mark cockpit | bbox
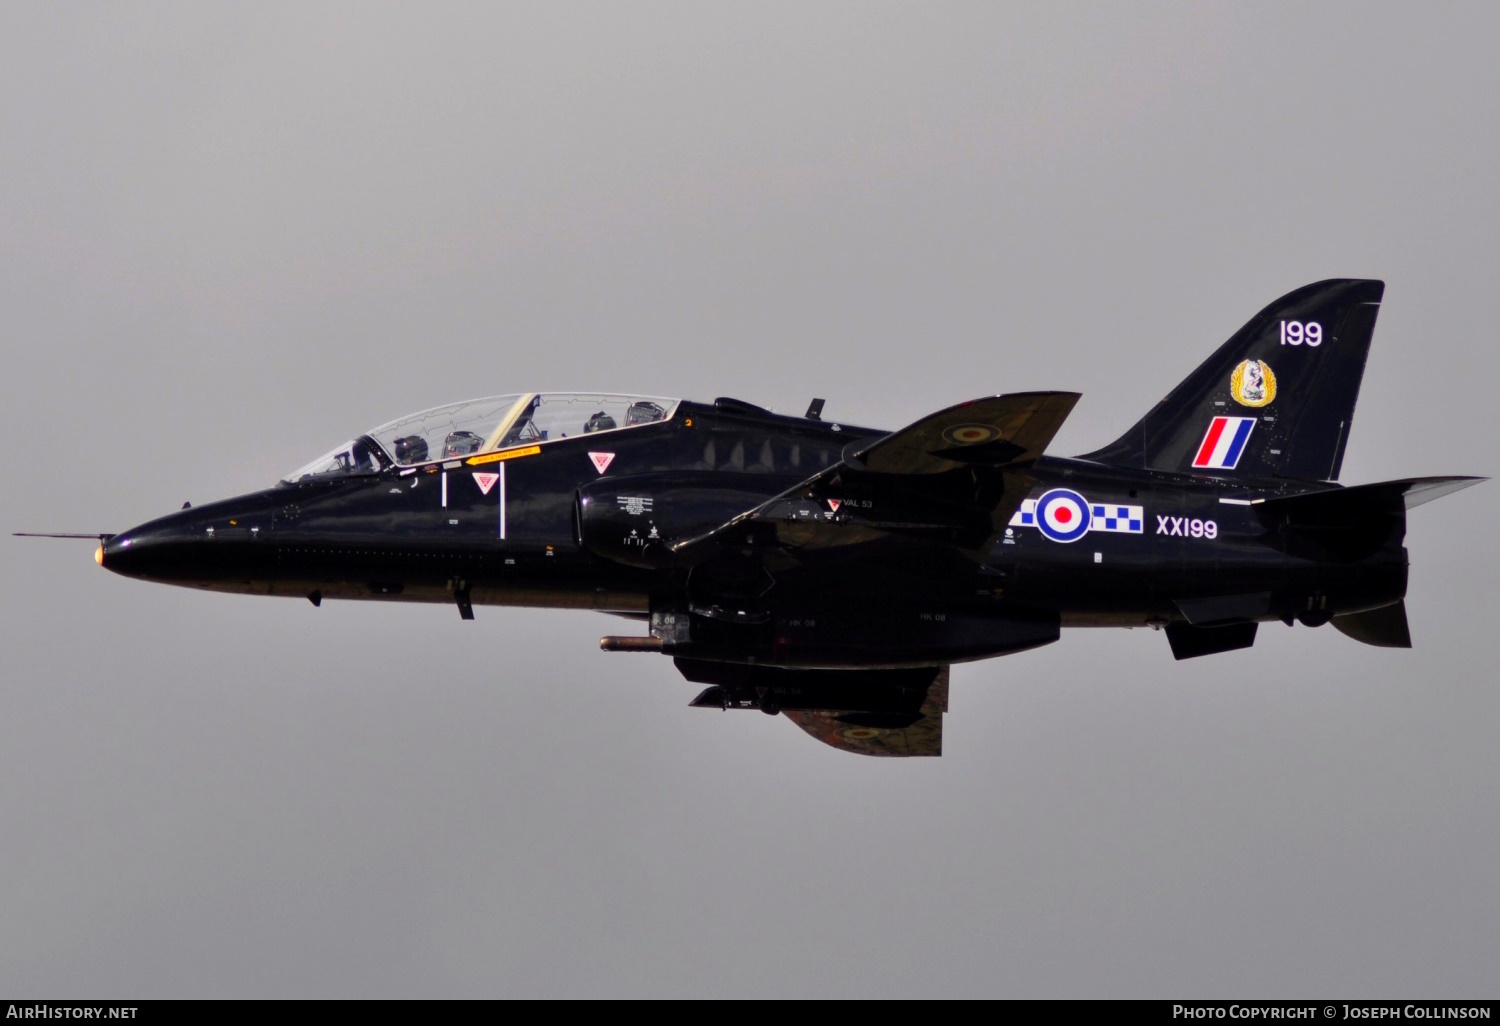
[283,392,679,482]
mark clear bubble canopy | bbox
[282,393,679,482]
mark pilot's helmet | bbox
[392,435,429,464]
[584,412,617,433]
[444,430,483,456]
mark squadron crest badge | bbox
[1230,359,1277,407]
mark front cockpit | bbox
[282,392,679,483]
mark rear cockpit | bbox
[283,392,679,482]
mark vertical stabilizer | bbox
[1082,279,1384,481]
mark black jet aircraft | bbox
[21,279,1484,756]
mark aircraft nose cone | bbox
[99,532,145,575]
[100,498,278,581]
[99,522,192,578]
[98,490,283,581]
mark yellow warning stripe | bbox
[466,445,541,466]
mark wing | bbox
[681,660,950,758]
[852,391,1079,474]
[781,669,949,757]
[671,391,1080,567]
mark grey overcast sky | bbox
[2,2,1496,998]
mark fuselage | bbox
[68,278,1481,753]
[99,396,1409,669]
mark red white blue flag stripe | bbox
[1192,416,1255,470]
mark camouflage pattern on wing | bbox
[853,392,1080,474]
[782,668,949,758]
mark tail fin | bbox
[1082,279,1385,481]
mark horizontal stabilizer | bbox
[1165,621,1258,660]
[1332,600,1412,648]
[1251,476,1484,562]
[1252,476,1484,516]
[1394,476,1487,509]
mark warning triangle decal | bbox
[827,499,841,512]
[472,472,499,496]
[588,452,615,474]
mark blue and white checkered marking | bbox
[1090,504,1143,533]
[1009,496,1144,540]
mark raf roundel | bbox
[1034,488,1092,543]
[941,423,1001,445]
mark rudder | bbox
[1082,279,1385,481]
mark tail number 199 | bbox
[1280,320,1322,346]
